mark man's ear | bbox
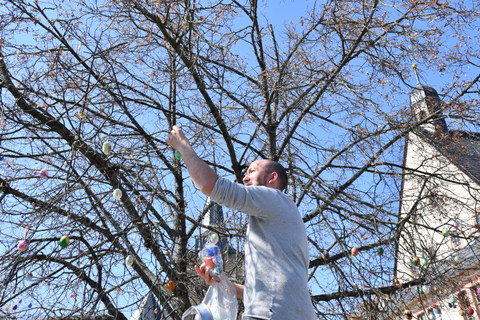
[268,171,279,186]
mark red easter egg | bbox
[166,280,175,292]
[351,247,359,256]
[203,256,215,268]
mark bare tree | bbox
[0,0,479,319]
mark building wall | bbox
[394,132,480,319]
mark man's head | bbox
[242,159,288,191]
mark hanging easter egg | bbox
[442,229,450,237]
[449,296,456,304]
[351,247,359,256]
[17,239,29,252]
[453,256,462,264]
[208,233,219,244]
[420,258,429,266]
[102,141,112,154]
[376,247,384,255]
[404,310,413,320]
[12,305,17,310]
[174,150,182,160]
[125,255,134,266]
[467,307,474,315]
[59,235,70,248]
[112,189,122,200]
[418,287,425,294]
[321,250,330,260]
[0,155,4,161]
[477,288,480,295]
[459,310,465,316]
[39,168,48,178]
[28,302,32,308]
[411,257,420,266]
[166,280,175,292]
[453,221,460,228]
[25,272,33,281]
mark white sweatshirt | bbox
[211,178,317,320]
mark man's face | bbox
[243,160,271,187]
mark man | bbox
[167,126,316,320]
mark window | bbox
[473,285,480,303]
[451,231,461,247]
[458,290,475,320]
[476,213,480,230]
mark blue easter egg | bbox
[207,246,220,257]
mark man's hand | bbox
[165,125,218,196]
[166,125,192,153]
[194,264,220,286]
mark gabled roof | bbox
[415,128,480,186]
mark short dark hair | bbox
[263,160,288,191]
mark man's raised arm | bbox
[166,126,218,196]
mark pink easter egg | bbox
[17,239,29,251]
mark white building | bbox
[390,83,480,319]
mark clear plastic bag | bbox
[182,273,238,320]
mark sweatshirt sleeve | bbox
[210,177,296,220]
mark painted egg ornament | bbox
[125,255,135,266]
[453,221,460,228]
[59,235,70,248]
[418,287,424,294]
[420,258,429,266]
[411,257,420,266]
[203,256,215,268]
[39,168,49,178]
[212,266,222,276]
[28,302,32,308]
[166,280,175,292]
[208,233,219,244]
[26,272,33,281]
[376,247,384,255]
[351,247,359,256]
[477,288,480,295]
[321,250,330,260]
[174,150,182,160]
[442,229,450,237]
[12,305,17,311]
[102,141,112,154]
[214,255,223,266]
[206,245,220,257]
[453,256,462,264]
[112,189,122,200]
[404,310,413,319]
[467,307,474,315]
[17,239,29,252]
[459,310,465,316]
